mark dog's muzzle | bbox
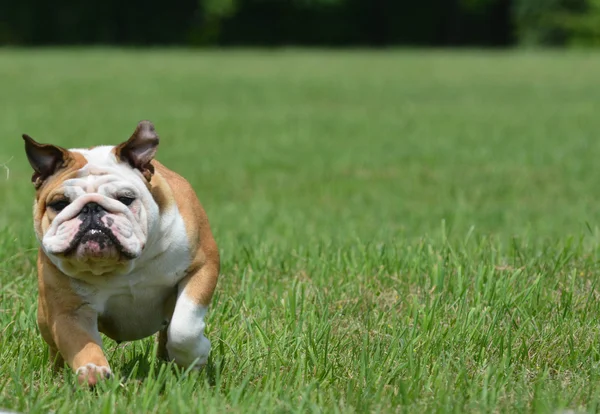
[64,202,134,259]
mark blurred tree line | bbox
[0,0,599,47]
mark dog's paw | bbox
[166,335,211,370]
[75,363,112,387]
[167,296,211,370]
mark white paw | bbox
[167,334,211,369]
[75,363,112,386]
[167,294,212,369]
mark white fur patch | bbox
[167,293,211,368]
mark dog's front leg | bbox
[47,305,111,386]
[165,255,219,369]
[52,307,111,386]
[38,255,111,386]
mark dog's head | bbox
[24,121,160,277]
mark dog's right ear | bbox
[22,134,70,189]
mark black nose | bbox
[81,202,104,215]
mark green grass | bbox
[2,49,600,413]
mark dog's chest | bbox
[96,282,176,341]
[75,251,191,342]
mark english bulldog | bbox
[23,121,219,386]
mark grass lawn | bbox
[2,49,600,413]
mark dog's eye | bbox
[48,199,70,212]
[118,196,135,206]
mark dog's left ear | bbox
[115,120,159,181]
[22,134,71,189]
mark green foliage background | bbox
[4,0,600,47]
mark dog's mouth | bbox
[63,224,136,260]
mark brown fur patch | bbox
[152,161,204,246]
[35,151,87,200]
[152,160,220,306]
[149,161,175,213]
[33,151,88,236]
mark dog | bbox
[23,121,219,386]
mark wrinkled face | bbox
[25,120,160,277]
[35,147,157,276]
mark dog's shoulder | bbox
[149,160,211,252]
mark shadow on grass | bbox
[117,344,220,389]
